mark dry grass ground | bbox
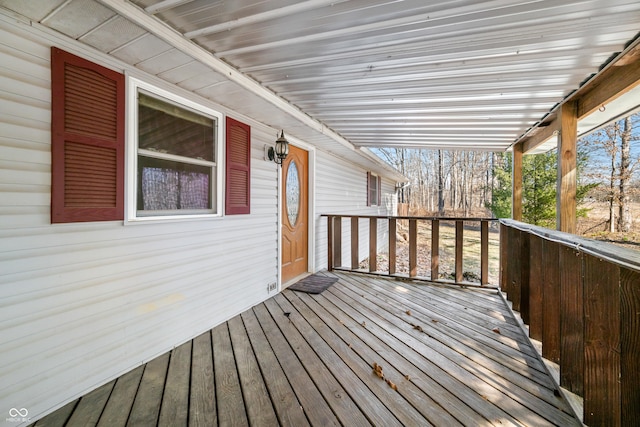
[577,201,640,250]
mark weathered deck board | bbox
[211,323,248,427]
[189,331,216,426]
[30,271,580,427]
[158,340,191,427]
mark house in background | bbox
[0,1,639,425]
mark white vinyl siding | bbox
[0,11,399,424]
[314,151,396,270]
[0,16,278,422]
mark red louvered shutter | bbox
[225,117,251,215]
[51,47,124,223]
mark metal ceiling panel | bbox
[135,0,640,151]
[2,0,638,154]
[43,0,116,39]
[80,15,147,53]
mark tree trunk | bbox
[438,150,444,214]
[609,151,616,233]
[617,117,632,232]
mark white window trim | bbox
[125,77,224,223]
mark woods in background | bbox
[375,112,639,233]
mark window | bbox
[367,172,381,206]
[128,79,223,220]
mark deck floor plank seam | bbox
[28,272,582,427]
[126,352,169,426]
[273,292,424,426]
[158,340,191,427]
[262,296,379,427]
[227,314,280,426]
[316,280,517,425]
[240,309,309,427]
[286,289,468,426]
[341,272,555,387]
[189,331,216,426]
[327,273,579,426]
[325,276,567,426]
[251,304,340,426]
[334,271,535,362]
[211,323,249,427]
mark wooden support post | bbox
[369,217,377,272]
[557,101,577,233]
[480,220,489,286]
[455,220,463,283]
[431,220,439,281]
[351,217,359,269]
[409,219,417,277]
[512,142,523,221]
[327,216,334,271]
[388,218,397,275]
[333,217,342,269]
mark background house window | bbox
[367,172,382,206]
[134,88,220,217]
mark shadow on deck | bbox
[31,271,579,426]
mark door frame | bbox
[277,140,315,290]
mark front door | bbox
[281,145,308,284]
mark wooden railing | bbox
[500,219,640,426]
[323,215,499,287]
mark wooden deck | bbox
[31,271,580,426]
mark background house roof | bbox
[2,0,640,159]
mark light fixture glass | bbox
[268,130,289,165]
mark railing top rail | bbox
[501,218,640,273]
[321,214,499,222]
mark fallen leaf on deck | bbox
[372,362,384,379]
[492,328,501,334]
[405,310,412,316]
[412,324,423,332]
[386,379,398,391]
[404,374,411,380]
[431,319,438,323]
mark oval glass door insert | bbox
[286,161,300,226]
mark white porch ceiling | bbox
[2,0,640,154]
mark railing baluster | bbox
[369,217,377,272]
[481,220,489,286]
[333,216,342,268]
[327,215,334,271]
[388,218,396,275]
[409,219,417,277]
[455,220,463,283]
[431,219,439,281]
[323,214,499,288]
[351,217,359,270]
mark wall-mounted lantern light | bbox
[268,130,290,165]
